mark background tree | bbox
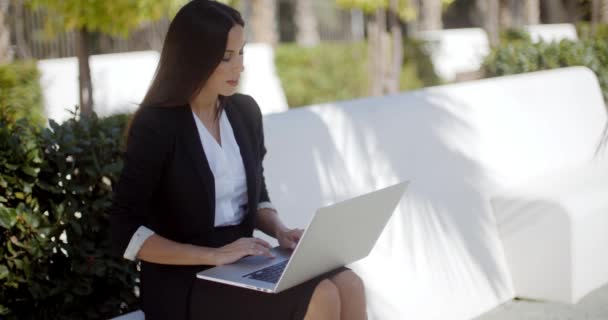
[248,0,278,45]
[417,0,444,30]
[542,0,569,23]
[0,0,11,64]
[477,0,500,46]
[500,0,540,28]
[337,0,453,95]
[336,0,415,96]
[26,0,185,117]
[295,0,320,47]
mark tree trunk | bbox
[478,0,500,47]
[564,0,579,23]
[499,0,512,29]
[250,0,277,45]
[76,28,94,117]
[417,0,443,31]
[386,0,403,94]
[367,8,386,96]
[295,0,319,47]
[592,0,601,36]
[0,0,12,64]
[524,0,540,25]
[543,0,567,23]
[507,0,540,27]
[601,0,608,23]
[13,0,31,59]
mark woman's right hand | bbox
[213,237,274,265]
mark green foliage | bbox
[335,0,417,20]
[483,38,608,102]
[576,22,608,40]
[275,41,440,108]
[26,0,187,37]
[0,117,49,318]
[402,37,441,89]
[275,42,369,107]
[0,61,45,127]
[0,110,139,319]
[500,28,533,43]
[335,0,454,20]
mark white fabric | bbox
[123,225,155,261]
[191,109,248,227]
[255,67,607,319]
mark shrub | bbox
[0,61,45,127]
[576,22,608,40]
[0,110,139,319]
[482,38,608,102]
[275,40,440,108]
[0,117,49,317]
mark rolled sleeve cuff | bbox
[123,225,155,261]
[257,201,276,212]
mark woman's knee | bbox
[311,279,341,309]
[331,270,365,295]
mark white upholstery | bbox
[524,23,579,43]
[256,67,607,319]
[111,310,145,320]
[492,159,608,304]
[414,28,490,81]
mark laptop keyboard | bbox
[243,260,288,284]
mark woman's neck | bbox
[190,90,219,120]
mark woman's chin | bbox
[221,88,239,96]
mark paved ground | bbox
[475,283,608,320]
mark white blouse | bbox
[122,108,275,261]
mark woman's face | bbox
[206,25,246,97]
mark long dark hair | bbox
[126,0,244,140]
[142,0,244,108]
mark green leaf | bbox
[0,265,9,280]
[0,205,17,228]
[4,163,18,171]
[22,166,40,177]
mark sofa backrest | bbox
[257,67,607,320]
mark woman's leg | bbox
[330,270,367,320]
[303,279,341,320]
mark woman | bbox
[109,1,366,319]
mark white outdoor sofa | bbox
[113,67,607,319]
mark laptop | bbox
[196,181,408,294]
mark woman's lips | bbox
[227,80,239,87]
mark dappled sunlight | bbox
[261,87,516,319]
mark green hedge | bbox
[0,61,46,127]
[482,38,608,102]
[0,111,139,319]
[275,40,440,108]
[576,22,608,40]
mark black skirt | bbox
[141,223,348,320]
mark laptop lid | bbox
[274,181,408,293]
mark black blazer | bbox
[109,94,271,319]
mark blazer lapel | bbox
[224,99,257,214]
[180,106,216,224]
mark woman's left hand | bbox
[276,228,304,250]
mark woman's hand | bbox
[214,237,274,265]
[276,228,304,250]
